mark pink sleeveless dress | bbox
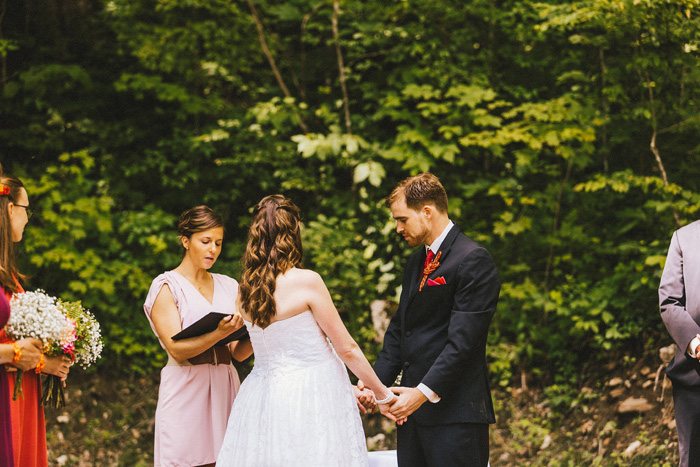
[144,271,241,467]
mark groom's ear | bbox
[421,204,434,221]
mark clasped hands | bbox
[354,380,428,425]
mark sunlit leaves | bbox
[353,161,386,187]
[292,131,368,160]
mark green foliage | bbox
[0,0,698,386]
[17,152,177,372]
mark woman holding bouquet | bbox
[0,291,44,466]
[0,166,71,466]
[144,205,252,467]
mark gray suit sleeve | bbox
[659,231,700,352]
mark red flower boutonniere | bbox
[419,252,441,292]
[426,276,446,286]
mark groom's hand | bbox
[388,386,427,420]
[353,385,376,414]
[379,399,403,424]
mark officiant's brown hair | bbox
[177,205,225,251]
[240,195,303,328]
[386,172,448,214]
[0,163,26,294]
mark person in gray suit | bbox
[659,220,700,467]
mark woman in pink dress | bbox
[144,205,253,467]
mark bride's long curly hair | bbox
[240,195,303,328]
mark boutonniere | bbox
[419,251,441,292]
[427,276,446,286]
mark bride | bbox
[216,195,399,466]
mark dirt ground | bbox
[44,352,679,466]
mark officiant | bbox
[143,205,252,467]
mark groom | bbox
[374,173,500,466]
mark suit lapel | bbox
[405,248,426,305]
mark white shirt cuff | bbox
[417,383,440,403]
[688,337,700,358]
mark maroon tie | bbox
[423,250,435,273]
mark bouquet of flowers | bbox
[4,290,75,400]
[41,300,103,408]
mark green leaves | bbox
[292,131,367,160]
[1,0,698,385]
[445,85,497,109]
[353,161,385,187]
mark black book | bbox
[172,312,249,346]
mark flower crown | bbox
[0,184,9,196]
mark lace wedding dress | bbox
[216,310,369,466]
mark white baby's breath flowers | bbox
[72,306,103,369]
[5,290,74,346]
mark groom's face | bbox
[390,197,429,248]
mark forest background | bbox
[1,0,699,465]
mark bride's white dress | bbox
[216,310,369,466]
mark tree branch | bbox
[599,46,609,174]
[246,0,309,133]
[332,0,351,134]
[644,71,681,227]
[657,116,699,135]
[299,1,327,102]
[543,156,573,290]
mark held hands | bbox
[387,386,427,421]
[355,380,408,424]
[11,338,43,371]
[378,394,405,424]
[353,385,377,414]
[354,380,377,414]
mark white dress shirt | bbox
[416,221,454,403]
[689,337,700,358]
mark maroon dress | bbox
[0,292,13,467]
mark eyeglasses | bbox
[14,204,33,220]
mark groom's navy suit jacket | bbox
[375,225,499,426]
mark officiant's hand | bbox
[388,386,427,420]
[218,313,244,335]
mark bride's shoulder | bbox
[282,268,324,288]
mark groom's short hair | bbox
[386,173,448,214]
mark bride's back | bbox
[239,267,316,326]
[239,268,337,372]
